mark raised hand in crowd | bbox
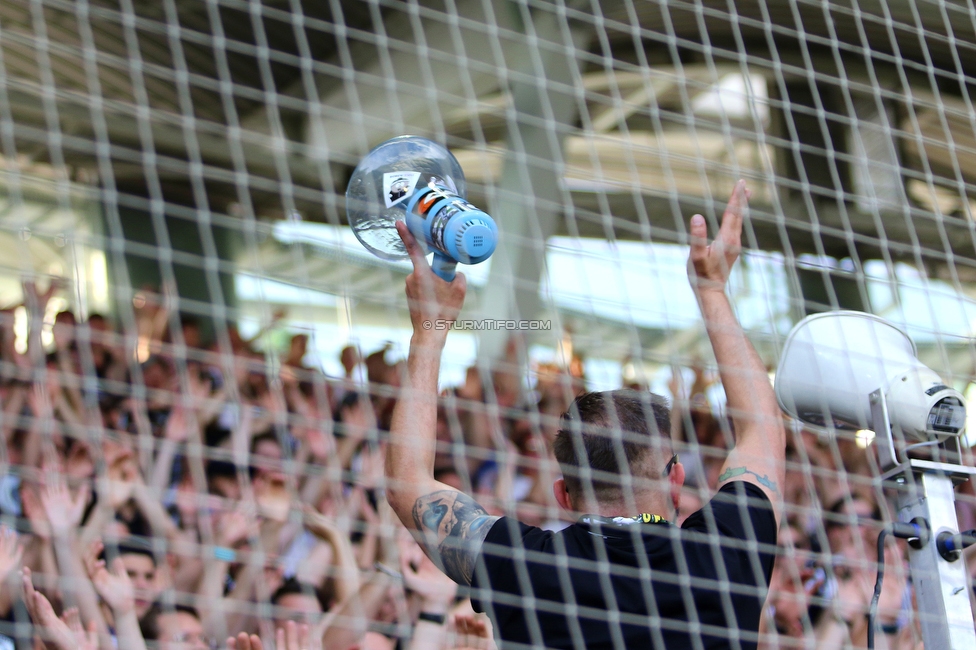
[82,442,178,549]
[40,476,90,541]
[61,607,99,650]
[293,383,340,507]
[219,505,258,550]
[452,605,497,650]
[186,362,224,426]
[358,441,386,491]
[0,525,24,618]
[26,374,55,419]
[21,485,52,541]
[0,525,23,584]
[279,620,320,650]
[0,308,27,373]
[352,487,381,570]
[22,567,97,650]
[83,540,148,650]
[162,401,193,445]
[400,539,458,618]
[814,540,908,649]
[335,394,377,470]
[101,442,138,510]
[227,632,263,650]
[227,621,316,650]
[22,382,55,468]
[149,401,196,497]
[84,540,135,614]
[303,504,361,605]
[197,503,261,639]
[38,474,109,643]
[402,544,458,650]
[20,277,62,365]
[198,505,255,595]
[302,421,334,467]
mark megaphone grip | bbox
[431,253,457,282]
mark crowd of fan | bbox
[0,279,971,649]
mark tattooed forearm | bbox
[718,466,780,496]
[412,490,499,585]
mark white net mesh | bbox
[0,1,975,649]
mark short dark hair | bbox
[108,537,157,568]
[180,315,201,329]
[250,430,281,455]
[139,602,200,640]
[206,459,239,489]
[336,391,363,418]
[271,577,332,612]
[249,430,283,477]
[553,390,672,503]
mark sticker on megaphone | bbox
[406,180,497,270]
[346,136,498,282]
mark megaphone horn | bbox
[345,136,498,282]
[774,311,965,443]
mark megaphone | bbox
[774,311,965,443]
[345,135,498,282]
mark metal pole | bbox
[897,472,976,648]
[871,389,976,648]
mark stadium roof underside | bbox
[2,0,976,369]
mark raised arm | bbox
[384,221,499,586]
[39,480,110,645]
[83,542,148,650]
[688,180,785,524]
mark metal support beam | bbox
[476,3,593,361]
[848,92,906,213]
[302,0,521,163]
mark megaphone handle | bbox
[431,253,457,282]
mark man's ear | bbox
[553,478,574,512]
[669,462,685,513]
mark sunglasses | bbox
[663,453,678,478]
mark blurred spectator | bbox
[759,520,821,645]
[0,276,943,650]
[115,541,162,619]
[284,333,310,370]
[141,603,210,650]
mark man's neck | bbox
[583,493,674,520]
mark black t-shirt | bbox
[471,481,777,650]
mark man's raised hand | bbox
[688,179,750,295]
[396,220,466,339]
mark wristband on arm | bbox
[214,546,237,562]
[418,611,446,625]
